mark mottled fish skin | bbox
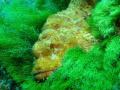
[32,0,99,81]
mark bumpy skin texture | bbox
[32,0,99,80]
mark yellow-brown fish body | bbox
[32,0,98,80]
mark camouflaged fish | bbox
[32,0,99,81]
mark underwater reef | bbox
[0,0,120,90]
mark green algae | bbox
[0,0,70,86]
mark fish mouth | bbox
[33,69,57,81]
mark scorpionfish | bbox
[32,0,99,81]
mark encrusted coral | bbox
[32,0,99,80]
